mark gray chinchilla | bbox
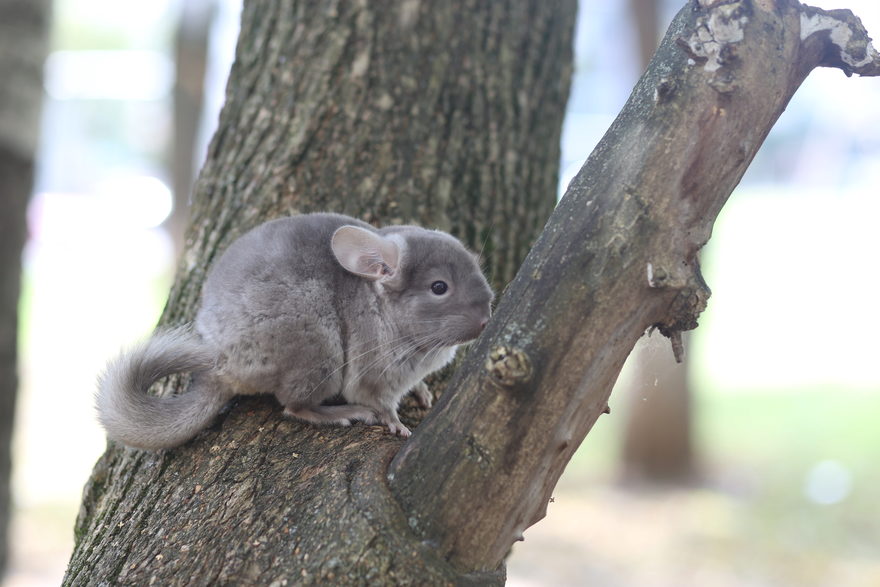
[96,213,493,450]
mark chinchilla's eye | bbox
[430,281,448,295]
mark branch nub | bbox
[485,346,532,388]
[649,256,711,363]
[799,6,880,76]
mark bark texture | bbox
[171,0,572,304]
[388,0,880,572]
[0,0,50,576]
[66,1,574,584]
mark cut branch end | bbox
[799,5,880,76]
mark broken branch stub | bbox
[389,0,879,574]
[799,4,880,76]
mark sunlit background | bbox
[5,0,880,585]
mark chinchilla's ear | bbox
[331,226,403,282]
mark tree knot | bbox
[485,346,532,388]
[648,259,711,362]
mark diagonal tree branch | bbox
[388,0,879,572]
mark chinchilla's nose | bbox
[475,301,491,333]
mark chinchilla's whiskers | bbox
[419,339,448,369]
[306,328,439,399]
[342,331,436,384]
[374,341,420,382]
[303,319,464,399]
[477,223,493,264]
[366,330,446,386]
[475,222,495,286]
[405,330,449,355]
[369,332,436,377]
[346,337,422,391]
[304,335,416,399]
[405,319,464,347]
[332,330,430,369]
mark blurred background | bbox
[3,0,879,585]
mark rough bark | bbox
[65,1,574,584]
[388,0,880,572]
[171,0,571,304]
[0,0,50,577]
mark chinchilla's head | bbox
[330,224,493,349]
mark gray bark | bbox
[0,0,50,577]
[65,0,574,584]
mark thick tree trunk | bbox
[65,1,574,584]
[0,0,50,577]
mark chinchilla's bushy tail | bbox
[96,327,227,451]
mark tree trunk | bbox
[629,0,661,70]
[66,0,880,583]
[65,1,574,584]
[0,0,50,577]
[168,0,215,258]
[620,334,695,483]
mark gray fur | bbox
[96,213,493,450]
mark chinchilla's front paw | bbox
[411,381,433,409]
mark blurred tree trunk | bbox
[621,334,695,482]
[0,0,50,577]
[167,0,215,258]
[64,0,574,584]
[621,0,697,484]
[629,0,660,69]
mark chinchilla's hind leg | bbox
[282,404,377,427]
